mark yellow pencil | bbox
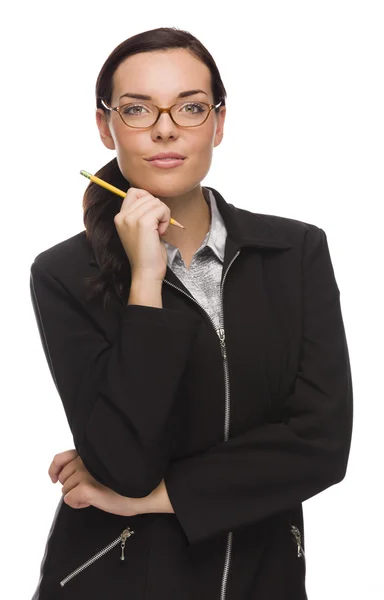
[80,170,185,229]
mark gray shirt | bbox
[163,187,228,332]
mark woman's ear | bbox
[213,105,226,149]
[95,109,116,150]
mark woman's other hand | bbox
[48,449,140,516]
[48,449,174,515]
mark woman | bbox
[29,26,353,600]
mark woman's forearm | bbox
[134,478,175,515]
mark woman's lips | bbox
[147,158,186,169]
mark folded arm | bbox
[164,226,353,545]
[30,261,201,498]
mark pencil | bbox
[80,170,185,229]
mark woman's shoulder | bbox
[229,201,325,254]
[30,230,94,276]
[240,206,323,236]
[29,230,102,312]
[209,187,324,242]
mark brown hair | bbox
[83,27,227,311]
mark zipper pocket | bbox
[290,523,306,562]
[60,526,135,587]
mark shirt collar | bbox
[163,187,227,267]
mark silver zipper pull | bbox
[290,524,301,545]
[120,527,134,561]
[218,328,227,359]
[290,524,305,559]
[120,540,125,561]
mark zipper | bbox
[164,248,241,600]
[59,526,135,587]
[290,523,306,563]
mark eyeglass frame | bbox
[99,97,223,129]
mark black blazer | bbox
[29,186,353,600]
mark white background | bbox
[1,1,383,598]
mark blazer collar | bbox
[205,186,292,251]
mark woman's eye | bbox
[181,103,204,113]
[122,104,148,115]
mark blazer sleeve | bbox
[164,226,353,545]
[29,260,201,498]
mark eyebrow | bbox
[118,89,208,101]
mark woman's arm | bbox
[138,477,175,514]
[48,448,175,514]
[30,260,201,499]
[161,227,353,545]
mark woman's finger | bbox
[61,470,82,496]
[58,458,79,486]
[48,449,78,482]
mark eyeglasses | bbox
[99,98,223,129]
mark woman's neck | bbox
[158,186,211,253]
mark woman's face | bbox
[95,48,226,198]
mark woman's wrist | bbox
[131,494,153,515]
[131,479,174,515]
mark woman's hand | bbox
[48,449,174,515]
[114,187,171,283]
[48,449,139,516]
